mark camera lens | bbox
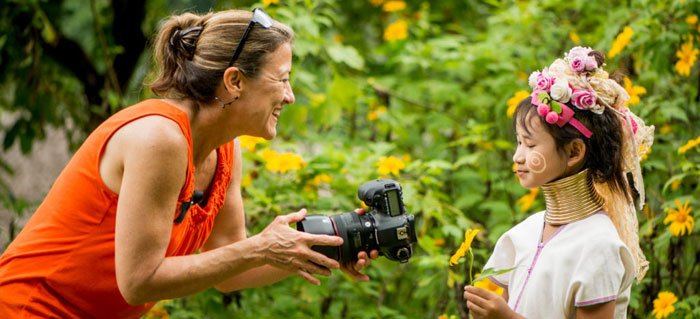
[296,215,340,261]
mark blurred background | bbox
[1,0,698,318]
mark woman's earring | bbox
[215,96,239,108]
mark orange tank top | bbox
[0,99,234,318]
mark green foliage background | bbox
[1,0,699,318]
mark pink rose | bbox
[571,90,597,110]
[570,57,585,72]
[536,73,554,91]
[584,56,598,71]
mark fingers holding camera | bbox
[255,209,342,282]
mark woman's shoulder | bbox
[496,211,545,242]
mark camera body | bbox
[297,179,417,263]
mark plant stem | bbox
[469,249,474,285]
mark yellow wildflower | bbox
[608,26,634,58]
[376,156,406,176]
[639,144,651,161]
[264,150,306,174]
[241,173,253,188]
[663,199,694,237]
[675,36,699,77]
[259,148,278,162]
[238,135,266,152]
[433,238,445,247]
[678,136,700,154]
[369,0,385,6]
[402,154,412,162]
[367,106,387,121]
[688,15,698,25]
[262,0,279,6]
[659,124,672,134]
[384,19,408,42]
[507,90,530,118]
[310,173,332,187]
[473,273,504,296]
[333,34,344,44]
[671,180,681,191]
[651,291,678,319]
[449,229,480,266]
[438,315,448,319]
[569,31,580,45]
[623,77,646,106]
[143,301,170,319]
[382,0,406,12]
[516,188,540,212]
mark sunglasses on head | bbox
[228,8,273,67]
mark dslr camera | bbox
[297,179,417,263]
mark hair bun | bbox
[169,26,203,61]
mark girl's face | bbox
[512,115,570,188]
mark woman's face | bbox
[234,42,295,139]
[512,115,570,189]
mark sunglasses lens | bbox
[253,9,273,28]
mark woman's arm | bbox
[113,121,342,305]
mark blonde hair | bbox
[149,10,294,102]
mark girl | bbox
[464,47,654,319]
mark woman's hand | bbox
[339,208,379,281]
[464,285,520,319]
[254,209,343,285]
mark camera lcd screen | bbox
[387,190,401,216]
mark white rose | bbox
[550,79,572,103]
[548,59,569,75]
[528,71,539,89]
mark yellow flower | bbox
[238,135,266,152]
[688,15,698,25]
[678,136,700,154]
[608,26,634,58]
[516,188,540,212]
[433,238,446,247]
[369,0,385,6]
[652,291,678,319]
[663,199,694,237]
[384,19,408,42]
[675,36,699,77]
[671,180,681,191]
[659,124,672,134]
[263,150,306,174]
[309,93,327,107]
[639,144,651,161]
[623,77,646,106]
[473,273,504,296]
[241,173,253,188]
[402,154,412,162]
[310,173,332,187]
[507,90,530,118]
[367,106,387,121]
[382,0,406,12]
[438,315,448,319]
[143,301,170,319]
[376,156,406,176]
[569,31,580,45]
[449,228,480,266]
[262,0,280,6]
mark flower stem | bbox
[468,249,474,285]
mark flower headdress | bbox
[527,46,655,281]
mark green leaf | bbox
[551,101,562,113]
[326,44,365,70]
[473,267,517,283]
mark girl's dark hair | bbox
[149,10,294,103]
[513,51,630,200]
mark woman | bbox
[0,8,374,318]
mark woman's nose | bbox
[283,82,295,105]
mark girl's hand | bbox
[464,285,519,319]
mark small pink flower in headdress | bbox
[570,57,585,72]
[545,111,559,124]
[535,72,555,91]
[566,46,592,60]
[584,55,598,71]
[571,90,597,110]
